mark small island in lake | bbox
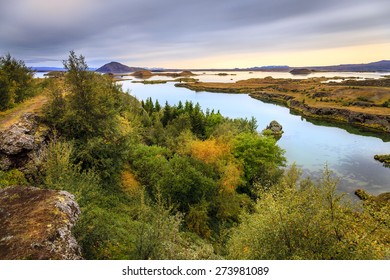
[289,68,312,75]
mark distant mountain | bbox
[307,60,390,72]
[246,60,390,73]
[96,62,145,73]
[247,65,290,71]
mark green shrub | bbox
[0,169,28,188]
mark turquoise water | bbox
[121,72,390,195]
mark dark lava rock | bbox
[264,120,284,135]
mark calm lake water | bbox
[120,71,390,195]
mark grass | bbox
[0,92,47,130]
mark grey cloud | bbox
[0,0,389,67]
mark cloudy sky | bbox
[1,0,389,68]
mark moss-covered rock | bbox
[0,186,81,259]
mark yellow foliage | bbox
[187,138,242,193]
[189,139,230,164]
[219,163,243,194]
[121,168,142,198]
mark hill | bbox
[308,60,390,72]
[96,62,145,73]
[247,60,390,72]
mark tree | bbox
[159,155,217,213]
[232,132,286,198]
[0,53,35,110]
[61,51,120,139]
[0,72,12,110]
[44,52,136,183]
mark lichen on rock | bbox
[0,186,82,260]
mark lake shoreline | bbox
[249,92,390,134]
[175,77,390,134]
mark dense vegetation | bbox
[0,54,37,111]
[1,52,389,259]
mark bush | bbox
[228,165,389,259]
[0,169,28,188]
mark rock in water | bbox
[263,120,284,139]
[0,186,82,260]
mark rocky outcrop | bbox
[0,113,48,171]
[249,92,390,133]
[355,189,390,208]
[288,100,390,133]
[251,92,294,104]
[374,154,390,168]
[263,120,283,139]
[0,186,82,259]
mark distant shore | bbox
[176,77,390,134]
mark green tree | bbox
[159,155,217,212]
[233,132,286,198]
[0,53,35,110]
[60,51,121,140]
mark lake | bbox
[120,71,390,195]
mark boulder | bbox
[263,120,284,139]
[0,113,48,171]
[0,186,82,260]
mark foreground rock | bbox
[0,186,82,259]
[0,113,48,171]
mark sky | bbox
[1,0,390,68]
